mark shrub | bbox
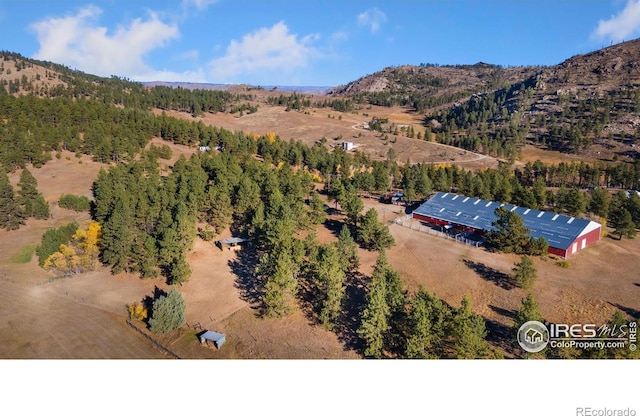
[128,302,148,321]
[36,222,79,266]
[199,226,216,241]
[42,222,102,276]
[58,194,91,212]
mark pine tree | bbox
[327,177,345,209]
[417,168,433,199]
[358,208,379,248]
[589,187,610,218]
[613,208,636,240]
[357,251,391,358]
[368,250,407,353]
[316,244,346,330]
[335,224,360,274]
[0,171,25,230]
[512,293,545,358]
[101,197,134,274]
[168,254,191,285]
[137,233,160,278]
[487,206,544,255]
[148,288,186,333]
[262,250,298,318]
[358,208,394,251]
[405,287,450,358]
[31,194,50,219]
[487,206,530,253]
[451,296,493,359]
[17,168,42,217]
[308,192,327,226]
[172,201,197,251]
[157,226,182,269]
[340,189,363,228]
[513,293,544,331]
[512,255,537,289]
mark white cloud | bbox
[593,0,640,42]
[208,21,320,83]
[133,68,207,83]
[29,6,179,78]
[357,7,387,33]
[182,0,219,10]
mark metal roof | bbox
[199,330,225,342]
[218,237,249,245]
[413,192,600,251]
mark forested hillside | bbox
[0,51,251,114]
[329,39,640,164]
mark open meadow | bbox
[157,100,498,170]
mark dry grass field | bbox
[157,103,498,170]
[387,218,640,329]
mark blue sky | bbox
[1,0,640,86]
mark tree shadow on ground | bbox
[462,259,515,290]
[297,266,369,356]
[228,248,262,312]
[296,271,322,327]
[334,271,368,355]
[608,302,640,320]
[489,304,516,320]
[484,317,518,357]
[323,218,346,239]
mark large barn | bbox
[412,192,601,258]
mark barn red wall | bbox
[548,246,567,258]
[550,224,601,258]
[582,226,601,246]
[412,213,485,233]
[412,213,449,226]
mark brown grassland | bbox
[1,102,639,359]
[157,102,498,170]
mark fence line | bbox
[126,319,181,359]
[393,217,484,248]
[0,272,128,316]
[186,322,203,331]
[61,291,126,316]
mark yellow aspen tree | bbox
[265,132,277,143]
[83,222,102,257]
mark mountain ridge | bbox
[142,81,332,94]
[3,38,640,163]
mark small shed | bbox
[216,237,249,251]
[341,141,354,151]
[198,330,226,349]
